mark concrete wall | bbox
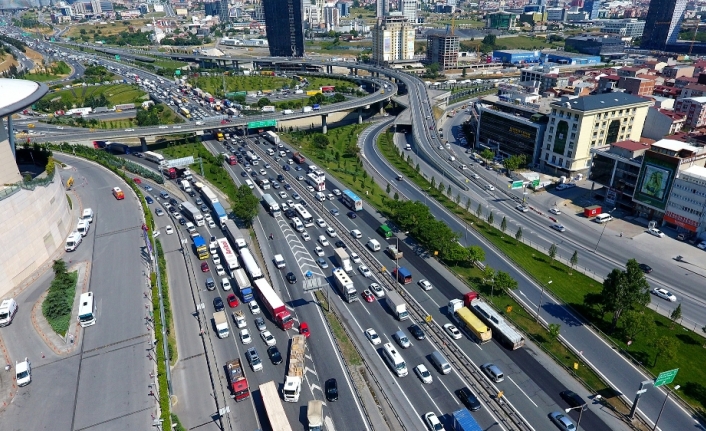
[277,108,375,131]
[0,138,22,185]
[0,176,73,297]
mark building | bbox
[371,14,415,64]
[540,92,652,175]
[487,11,517,29]
[543,51,601,65]
[564,35,625,56]
[601,18,645,38]
[263,0,304,57]
[337,2,350,17]
[376,0,389,18]
[204,1,221,17]
[521,65,569,93]
[642,107,685,140]
[641,0,687,50]
[324,6,340,30]
[589,139,653,208]
[426,33,459,70]
[582,0,600,19]
[662,64,695,79]
[546,8,565,22]
[492,49,541,64]
[400,0,417,23]
[618,76,654,97]
[90,0,102,14]
[674,96,706,128]
[665,165,706,236]
[680,83,706,98]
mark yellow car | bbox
[28,123,35,128]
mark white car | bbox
[259,169,267,176]
[221,278,231,290]
[370,283,385,298]
[279,191,288,199]
[647,228,665,238]
[333,189,342,196]
[415,364,433,384]
[215,265,226,276]
[350,252,361,263]
[240,329,252,344]
[359,265,372,277]
[327,193,335,200]
[318,236,330,247]
[314,246,325,257]
[516,204,529,213]
[56,126,64,130]
[212,255,222,265]
[316,218,327,228]
[165,225,174,235]
[652,287,677,302]
[124,128,134,132]
[486,184,495,191]
[443,323,462,340]
[365,328,381,345]
[307,185,315,193]
[159,125,169,129]
[249,301,261,314]
[472,173,480,179]
[424,412,443,431]
[552,223,567,232]
[350,229,362,239]
[302,232,311,241]
[15,358,31,387]
[549,207,561,215]
[260,330,276,346]
[326,227,337,237]
[418,279,433,291]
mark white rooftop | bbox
[652,139,700,153]
[682,165,706,181]
[0,79,40,111]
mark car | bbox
[350,229,362,239]
[249,301,261,314]
[165,225,174,235]
[144,185,153,192]
[240,171,248,177]
[314,246,326,257]
[267,345,282,365]
[195,198,204,206]
[15,358,31,387]
[286,272,297,284]
[361,290,375,302]
[145,196,154,204]
[299,322,310,337]
[552,223,567,232]
[327,193,335,200]
[415,364,433,384]
[316,218,327,228]
[260,330,276,346]
[307,185,315,193]
[292,192,301,199]
[286,199,295,207]
[486,184,495,191]
[549,207,562,215]
[245,347,262,371]
[133,177,142,184]
[213,297,224,311]
[370,283,385,298]
[516,204,529,213]
[394,331,411,348]
[201,262,210,272]
[250,172,258,178]
[639,263,653,273]
[297,175,304,181]
[443,323,462,339]
[472,173,480,179]
[560,390,587,411]
[178,218,186,226]
[325,378,338,402]
[284,183,292,191]
[330,208,339,216]
[647,228,665,238]
[240,329,252,344]
[318,236,330,247]
[283,165,290,171]
[549,411,577,431]
[155,208,165,217]
[333,189,342,196]
[300,200,308,207]
[326,227,337,237]
[212,255,221,265]
[215,265,226,276]
[651,287,677,302]
[457,387,482,411]
[555,183,577,191]
[278,191,288,199]
[125,128,135,132]
[418,279,433,291]
[302,232,311,241]
[255,317,267,332]
[295,166,302,171]
[317,258,329,268]
[424,412,443,431]
[408,324,425,340]
[347,211,357,219]
[200,204,209,212]
[359,265,372,277]
[227,293,238,308]
[350,252,361,263]
[365,328,381,345]
[697,241,706,250]
[259,169,267,176]
[334,240,346,249]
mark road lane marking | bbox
[507,375,538,408]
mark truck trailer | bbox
[333,268,356,303]
[211,202,228,226]
[283,335,306,402]
[181,201,204,226]
[333,248,352,272]
[392,267,412,284]
[385,289,409,320]
[452,408,483,431]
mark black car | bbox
[277,174,285,182]
[560,390,587,411]
[178,218,187,226]
[145,196,154,204]
[639,263,653,273]
[251,172,258,178]
[325,378,338,402]
[286,272,297,284]
[300,200,307,207]
[284,183,292,191]
[169,198,179,206]
[200,204,209,212]
[240,171,248,177]
[213,297,224,312]
[284,209,296,219]
[408,324,426,340]
[283,165,291,171]
[347,211,357,219]
[267,346,282,365]
[456,387,482,411]
[334,240,347,249]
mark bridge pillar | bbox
[358,107,363,124]
[234,60,239,71]
[353,68,358,76]
[379,101,385,115]
[321,114,328,134]
[328,65,333,74]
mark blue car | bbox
[241,172,248,177]
[284,183,292,190]
[283,165,291,171]
[145,196,154,204]
[144,185,153,191]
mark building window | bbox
[574,114,579,120]
[545,153,549,160]
[572,124,577,130]
[559,158,563,165]
[566,160,571,168]
[569,142,574,149]
[591,140,596,146]
[551,155,556,163]
[570,133,576,139]
[568,151,573,158]
[549,127,554,133]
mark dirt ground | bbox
[0,53,18,73]
[24,47,44,71]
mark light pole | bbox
[594,207,616,252]
[653,385,680,431]
[536,280,552,322]
[565,404,586,430]
[423,187,431,206]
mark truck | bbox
[385,289,409,320]
[216,131,225,141]
[261,105,276,112]
[283,335,306,402]
[282,109,294,115]
[217,237,239,271]
[307,400,323,431]
[274,254,286,268]
[224,153,237,165]
[262,194,281,216]
[226,358,250,401]
[264,131,280,145]
[175,167,192,181]
[224,219,248,250]
[334,248,352,272]
[448,294,492,344]
[312,104,321,110]
[179,107,191,118]
[333,267,356,303]
[260,381,294,431]
[192,235,210,260]
[214,311,229,338]
[162,166,177,179]
[253,279,293,329]
[392,267,412,284]
[302,106,312,113]
[212,202,228,226]
[180,179,192,194]
[233,310,247,328]
[182,201,205,226]
[452,408,483,431]
[292,152,306,164]
[386,245,403,260]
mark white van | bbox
[65,231,82,252]
[315,192,326,202]
[76,220,90,237]
[81,208,94,223]
[367,239,381,251]
[594,213,613,223]
[245,179,255,189]
[0,298,18,326]
[267,149,275,156]
[292,217,304,232]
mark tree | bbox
[466,245,485,267]
[425,62,440,78]
[476,203,483,218]
[570,251,578,272]
[487,212,494,225]
[621,310,655,342]
[52,259,67,276]
[504,154,527,173]
[482,34,497,46]
[480,148,494,168]
[231,185,260,226]
[548,243,558,264]
[653,336,678,367]
[465,198,472,211]
[493,270,518,294]
[415,163,420,172]
[312,134,330,149]
[438,181,445,194]
[670,304,682,326]
[515,226,523,241]
[599,259,651,331]
[386,183,391,194]
[446,184,452,196]
[431,177,436,189]
[500,216,507,232]
[548,323,561,340]
[454,193,461,204]
[394,192,399,200]
[482,266,495,285]
[256,97,271,107]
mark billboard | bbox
[633,151,679,211]
[384,37,391,54]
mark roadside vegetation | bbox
[42,259,78,336]
[188,74,360,98]
[315,290,363,366]
[36,83,147,113]
[25,60,71,82]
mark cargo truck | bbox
[283,334,306,402]
[307,400,323,431]
[261,105,276,112]
[182,201,205,226]
[334,248,352,272]
[385,289,409,320]
[162,166,177,179]
[253,279,293,329]
[180,179,192,194]
[386,245,403,260]
[302,106,312,113]
[192,235,210,260]
[224,153,237,165]
[333,267,356,303]
[292,152,306,164]
[392,267,412,284]
[216,131,225,141]
[282,109,294,115]
[452,408,483,431]
[233,310,247,328]
[214,311,229,338]
[211,202,228,226]
[448,295,492,344]
[226,358,250,401]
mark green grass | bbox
[42,83,147,107]
[315,290,362,366]
[189,75,358,98]
[42,270,77,336]
[28,72,64,82]
[153,58,189,69]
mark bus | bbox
[306,172,326,191]
[377,224,393,239]
[232,268,254,303]
[294,204,313,227]
[382,343,407,377]
[341,190,363,211]
[143,151,165,164]
[259,381,294,431]
[470,298,525,350]
[77,292,96,327]
[239,247,264,281]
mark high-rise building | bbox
[642,0,687,50]
[263,0,304,57]
[426,33,459,70]
[581,0,599,19]
[400,0,417,23]
[324,6,340,30]
[376,0,389,18]
[219,0,229,23]
[90,0,101,14]
[371,14,415,64]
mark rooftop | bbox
[0,79,48,118]
[682,96,706,103]
[552,92,651,111]
[682,165,706,181]
[652,138,700,153]
[612,139,652,151]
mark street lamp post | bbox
[653,385,680,431]
[536,280,552,322]
[565,405,586,430]
[594,207,616,252]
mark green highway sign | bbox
[175,70,181,76]
[532,179,540,187]
[654,368,678,387]
[510,180,524,190]
[247,120,277,129]
[115,54,120,61]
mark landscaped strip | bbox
[42,259,78,336]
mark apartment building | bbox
[665,165,706,236]
[371,14,415,64]
[674,97,706,128]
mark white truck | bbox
[283,334,306,402]
[302,106,312,113]
[180,179,192,194]
[214,311,229,338]
[282,109,294,115]
[233,310,247,328]
[334,248,352,272]
[385,289,409,321]
[333,267,356,303]
[307,400,323,431]
[274,254,286,268]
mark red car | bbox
[361,290,375,303]
[133,177,142,184]
[201,262,210,272]
[227,293,238,308]
[299,322,310,338]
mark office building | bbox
[337,2,350,17]
[426,33,459,70]
[546,8,565,21]
[324,6,340,30]
[371,14,414,64]
[263,0,304,57]
[581,0,600,19]
[400,0,417,23]
[376,0,389,18]
[487,12,517,29]
[564,35,625,56]
[664,165,706,236]
[642,0,687,50]
[521,65,569,93]
[90,0,102,14]
[493,49,541,64]
[205,1,221,17]
[543,51,601,65]
[589,139,652,208]
[540,92,651,175]
[601,18,645,38]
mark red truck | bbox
[162,166,177,179]
[224,154,237,165]
[226,358,250,401]
[253,279,294,330]
[292,152,306,164]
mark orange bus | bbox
[112,187,125,200]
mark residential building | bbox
[520,65,569,93]
[337,2,350,17]
[540,93,652,175]
[582,0,600,19]
[601,18,645,38]
[674,97,706,128]
[400,0,417,23]
[371,14,414,64]
[564,35,625,56]
[596,75,621,93]
[680,83,706,98]
[643,107,685,140]
[618,76,654,97]
[376,0,389,18]
[263,0,304,57]
[487,11,517,29]
[617,66,648,78]
[641,0,687,50]
[589,139,653,208]
[662,64,695,79]
[90,0,102,14]
[665,165,706,236]
[324,6,340,30]
[426,33,459,70]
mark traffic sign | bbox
[510,180,524,190]
[247,119,277,129]
[425,315,432,323]
[655,369,678,387]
